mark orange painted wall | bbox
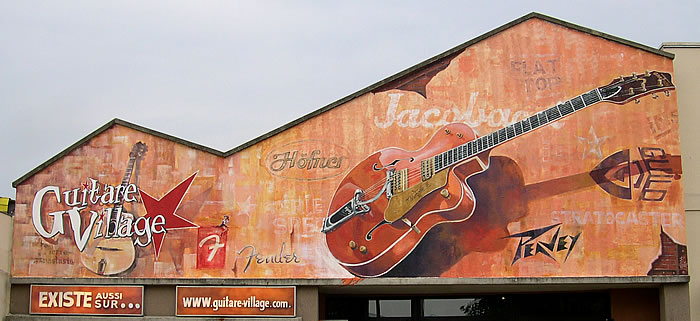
[12,18,684,279]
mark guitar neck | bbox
[431,89,603,172]
[112,155,138,212]
[106,142,148,236]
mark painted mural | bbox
[12,17,685,279]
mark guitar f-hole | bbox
[366,220,390,241]
[373,157,415,171]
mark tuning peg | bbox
[652,93,658,99]
[619,75,625,81]
[632,72,637,79]
[645,70,651,77]
[665,90,670,96]
[635,99,641,104]
[629,88,635,95]
[658,78,664,86]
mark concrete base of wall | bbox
[0,214,12,320]
[9,284,318,321]
[7,277,690,321]
[660,282,691,321]
[5,317,302,321]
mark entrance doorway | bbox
[323,292,611,321]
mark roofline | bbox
[12,119,227,187]
[12,12,676,188]
[660,42,700,49]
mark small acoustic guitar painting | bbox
[80,142,147,276]
[322,71,675,277]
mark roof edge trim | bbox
[660,42,700,49]
[12,119,226,187]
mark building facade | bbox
[0,198,13,319]
[7,14,691,320]
[659,42,700,321]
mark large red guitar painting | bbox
[322,71,675,277]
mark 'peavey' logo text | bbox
[32,172,199,259]
[505,223,581,265]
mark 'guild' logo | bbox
[264,140,351,181]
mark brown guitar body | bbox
[79,142,147,276]
[80,218,136,276]
[325,123,489,277]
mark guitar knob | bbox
[349,241,357,250]
[359,246,368,254]
[440,189,450,198]
[402,218,421,234]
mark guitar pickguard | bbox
[383,170,448,223]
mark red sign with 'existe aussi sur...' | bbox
[30,285,143,316]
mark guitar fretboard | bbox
[114,156,137,209]
[109,143,145,231]
[433,89,602,172]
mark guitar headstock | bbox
[129,142,148,160]
[598,71,675,104]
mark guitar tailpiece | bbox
[321,190,372,234]
[321,171,393,234]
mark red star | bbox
[139,172,199,259]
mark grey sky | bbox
[2,1,698,197]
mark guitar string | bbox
[357,164,433,200]
[359,164,426,196]
[357,145,486,199]
[357,133,518,199]
[358,106,544,196]
[356,83,664,200]
[358,141,511,199]
[356,122,544,199]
